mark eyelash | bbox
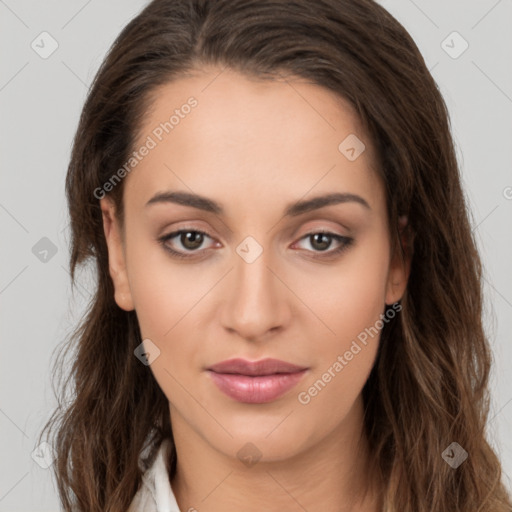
[158,228,354,260]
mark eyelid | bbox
[291,230,353,255]
[159,227,217,248]
[160,225,225,260]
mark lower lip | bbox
[207,370,307,404]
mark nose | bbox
[219,245,292,342]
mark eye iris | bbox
[181,231,204,250]
[310,233,331,251]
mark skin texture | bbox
[100,67,411,512]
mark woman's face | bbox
[101,67,409,463]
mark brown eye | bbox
[293,231,354,258]
[309,233,333,251]
[158,229,216,259]
[179,231,205,250]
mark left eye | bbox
[293,231,353,255]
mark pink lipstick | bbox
[207,358,308,404]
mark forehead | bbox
[124,67,385,218]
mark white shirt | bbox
[127,438,182,512]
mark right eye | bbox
[158,229,218,259]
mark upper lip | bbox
[207,358,308,376]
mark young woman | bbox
[39,0,512,511]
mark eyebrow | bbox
[145,190,371,216]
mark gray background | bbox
[1,0,511,510]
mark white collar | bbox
[129,438,182,512]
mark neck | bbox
[169,396,382,512]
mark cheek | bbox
[294,291,385,435]
[299,239,390,347]
[294,241,389,404]
[126,250,205,407]
[124,234,222,387]
[125,230,207,336]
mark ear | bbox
[100,197,135,311]
[385,214,412,305]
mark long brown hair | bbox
[38,0,512,510]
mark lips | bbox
[206,358,308,403]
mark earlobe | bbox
[99,197,135,311]
[385,215,412,306]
